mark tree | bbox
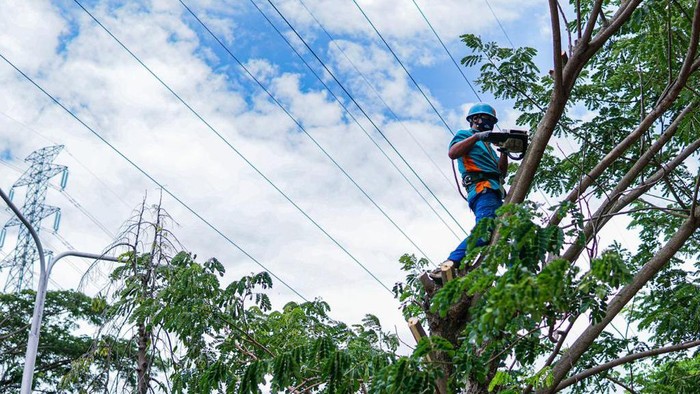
[0,289,127,393]
[385,0,700,392]
[64,197,175,393]
[151,252,426,393]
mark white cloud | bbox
[0,0,558,355]
[0,1,66,73]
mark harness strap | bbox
[462,172,502,187]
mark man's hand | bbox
[473,131,492,141]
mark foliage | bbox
[152,251,441,393]
[638,352,700,393]
[0,290,126,393]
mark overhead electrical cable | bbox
[483,0,516,48]
[73,0,393,294]
[0,157,116,240]
[248,0,461,242]
[260,0,468,236]
[175,0,444,262]
[39,228,86,277]
[411,0,481,102]
[0,110,132,210]
[57,188,117,239]
[0,51,309,302]
[351,0,454,136]
[294,0,455,190]
[173,0,417,282]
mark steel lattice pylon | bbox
[0,145,67,292]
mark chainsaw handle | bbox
[508,151,525,160]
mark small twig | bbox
[235,342,259,361]
[487,323,548,364]
[556,0,573,54]
[523,317,576,394]
[598,7,610,28]
[395,324,416,351]
[691,168,700,218]
[554,143,612,201]
[605,374,638,394]
[216,313,275,357]
[672,0,694,23]
[288,376,321,393]
[560,205,690,229]
[360,380,368,394]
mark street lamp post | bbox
[21,250,120,394]
[0,188,123,394]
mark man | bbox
[440,103,508,273]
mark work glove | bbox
[503,137,526,152]
[473,131,492,141]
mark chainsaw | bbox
[484,129,529,160]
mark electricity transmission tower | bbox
[0,145,68,292]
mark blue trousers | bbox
[448,189,503,264]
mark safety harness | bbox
[462,171,502,189]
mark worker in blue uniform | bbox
[437,103,508,275]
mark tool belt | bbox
[462,172,502,188]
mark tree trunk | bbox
[136,322,150,394]
[424,285,494,393]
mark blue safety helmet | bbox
[466,103,498,122]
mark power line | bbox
[258,0,468,237]
[248,0,461,242]
[294,0,456,191]
[72,0,394,294]
[351,0,454,136]
[1,157,117,240]
[171,0,396,289]
[39,231,86,278]
[411,0,482,102]
[483,0,515,48]
[0,50,309,302]
[57,188,116,238]
[0,110,133,210]
[176,0,442,263]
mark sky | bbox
[0,0,564,352]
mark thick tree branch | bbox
[556,339,700,391]
[549,39,700,230]
[540,206,700,393]
[562,136,700,263]
[549,0,564,88]
[507,1,644,206]
[588,0,643,50]
[576,0,582,39]
[580,0,604,44]
[561,103,698,262]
